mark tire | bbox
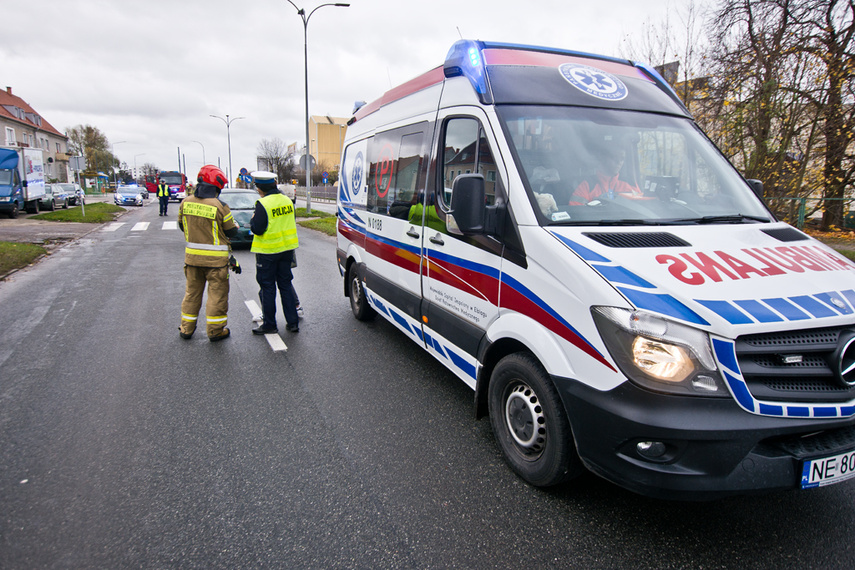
[44,199,55,211]
[348,264,376,321]
[7,202,18,218]
[61,199,68,209]
[488,352,583,487]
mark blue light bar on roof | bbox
[443,40,493,104]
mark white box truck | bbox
[0,146,47,217]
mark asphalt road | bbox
[1,199,855,568]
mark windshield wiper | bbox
[552,218,664,226]
[672,214,770,224]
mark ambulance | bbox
[335,40,855,499]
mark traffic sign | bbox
[299,154,316,171]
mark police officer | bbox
[250,171,299,334]
[178,165,238,341]
[157,177,170,216]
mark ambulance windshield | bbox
[498,106,772,226]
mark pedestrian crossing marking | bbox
[101,222,182,232]
[245,300,287,352]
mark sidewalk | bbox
[0,194,119,245]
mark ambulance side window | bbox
[440,118,500,211]
[366,125,426,219]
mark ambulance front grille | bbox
[734,325,855,403]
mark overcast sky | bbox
[4,0,690,182]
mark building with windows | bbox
[0,86,70,182]
[309,115,348,172]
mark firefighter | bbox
[177,165,238,341]
[250,171,299,334]
[157,178,170,216]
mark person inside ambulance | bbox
[569,141,643,205]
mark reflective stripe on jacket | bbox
[251,193,298,254]
[179,196,236,267]
[157,183,170,197]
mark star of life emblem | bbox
[559,63,628,101]
[351,152,364,195]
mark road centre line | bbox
[244,300,287,352]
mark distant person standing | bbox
[157,178,170,216]
[177,165,238,342]
[250,171,300,335]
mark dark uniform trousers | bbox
[181,265,229,337]
[255,249,298,329]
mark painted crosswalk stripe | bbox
[162,221,179,230]
[131,222,150,231]
[245,300,287,352]
[103,222,124,232]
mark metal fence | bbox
[295,185,336,202]
[764,197,855,230]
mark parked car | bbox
[39,183,70,211]
[53,182,80,206]
[114,185,144,207]
[218,188,258,248]
[278,183,297,201]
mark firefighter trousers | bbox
[180,265,229,338]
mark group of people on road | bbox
[176,165,300,342]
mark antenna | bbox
[457,26,463,39]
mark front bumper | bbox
[557,377,855,500]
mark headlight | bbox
[592,306,728,397]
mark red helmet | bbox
[197,165,227,189]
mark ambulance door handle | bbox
[429,234,445,246]
[406,227,420,239]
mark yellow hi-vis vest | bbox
[157,183,170,197]
[251,193,298,254]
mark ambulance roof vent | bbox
[583,232,691,248]
[761,227,809,242]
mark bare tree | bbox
[256,138,295,182]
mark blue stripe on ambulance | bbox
[696,290,855,324]
[712,337,855,418]
[551,233,709,326]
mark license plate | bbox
[801,449,855,489]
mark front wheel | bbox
[7,202,19,218]
[348,264,375,321]
[488,353,583,487]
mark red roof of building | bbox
[0,86,65,138]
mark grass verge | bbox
[31,202,126,223]
[0,241,47,276]
[298,216,336,236]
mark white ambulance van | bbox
[335,40,855,499]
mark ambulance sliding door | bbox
[361,122,430,343]
[420,111,505,388]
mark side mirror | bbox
[746,179,764,199]
[449,174,485,235]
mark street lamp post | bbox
[192,140,206,166]
[210,114,244,188]
[285,0,350,214]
